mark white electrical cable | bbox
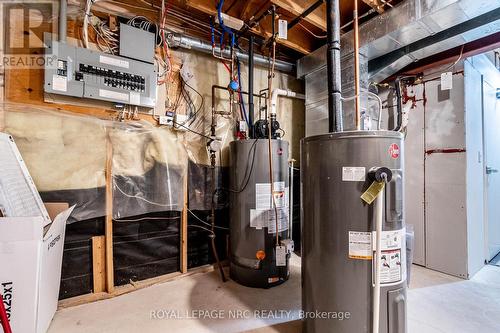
[188,224,215,235]
[340,91,383,130]
[187,208,229,230]
[83,0,118,54]
[114,216,180,222]
[114,182,174,208]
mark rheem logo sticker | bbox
[389,143,400,159]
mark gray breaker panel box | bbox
[44,37,156,108]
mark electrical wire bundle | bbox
[92,16,118,54]
[82,0,118,54]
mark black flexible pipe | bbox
[326,0,342,132]
[393,77,403,131]
[248,35,255,138]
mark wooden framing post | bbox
[92,236,106,293]
[105,137,114,293]
[180,162,188,273]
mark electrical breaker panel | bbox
[44,38,157,108]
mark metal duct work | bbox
[298,0,500,81]
[326,0,343,132]
[167,34,295,74]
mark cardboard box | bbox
[44,203,70,221]
[0,206,74,333]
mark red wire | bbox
[221,60,231,73]
[0,294,12,333]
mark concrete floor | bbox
[48,255,500,333]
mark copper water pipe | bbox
[354,0,361,130]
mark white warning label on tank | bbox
[250,209,266,229]
[255,182,288,210]
[267,208,289,234]
[348,231,372,260]
[342,167,366,182]
[378,249,402,284]
[275,245,287,266]
[373,228,406,285]
[249,208,289,233]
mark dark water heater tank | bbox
[229,139,292,288]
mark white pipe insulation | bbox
[269,88,305,239]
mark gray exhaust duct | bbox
[298,0,500,82]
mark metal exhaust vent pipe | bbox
[326,0,343,132]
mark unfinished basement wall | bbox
[0,22,304,298]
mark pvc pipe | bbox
[270,89,305,116]
[373,184,384,333]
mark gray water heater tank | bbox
[301,130,407,333]
[229,139,291,288]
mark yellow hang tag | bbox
[360,181,385,204]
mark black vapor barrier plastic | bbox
[188,161,230,268]
[113,211,181,286]
[59,216,105,299]
[57,212,180,299]
[187,209,229,269]
[188,160,229,210]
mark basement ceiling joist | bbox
[270,0,327,31]
[82,0,401,58]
